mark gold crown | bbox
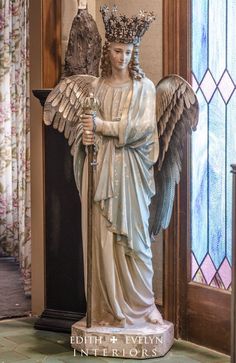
[100,5,155,44]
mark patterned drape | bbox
[0,0,31,295]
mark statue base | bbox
[71,318,174,359]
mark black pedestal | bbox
[33,90,86,333]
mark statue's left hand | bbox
[81,114,94,131]
[81,114,104,145]
[82,130,94,145]
[81,114,94,145]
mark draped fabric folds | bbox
[0,0,31,295]
[73,78,162,326]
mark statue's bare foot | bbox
[114,318,126,328]
[98,318,125,328]
[147,308,164,325]
[98,320,110,326]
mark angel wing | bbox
[149,74,199,237]
[43,74,97,154]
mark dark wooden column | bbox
[33,90,86,332]
[232,164,236,363]
[162,0,190,336]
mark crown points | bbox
[100,4,155,44]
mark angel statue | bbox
[44,5,198,335]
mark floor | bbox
[0,317,230,363]
[0,257,31,319]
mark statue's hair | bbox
[100,41,145,80]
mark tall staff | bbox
[82,93,99,328]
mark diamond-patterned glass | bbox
[191,253,232,291]
[218,258,231,289]
[191,0,234,290]
[210,273,225,290]
[200,255,216,285]
[191,73,199,93]
[218,71,235,103]
[200,70,216,102]
[193,269,206,285]
[191,253,198,279]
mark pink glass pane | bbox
[191,253,199,279]
[218,258,232,289]
[192,73,199,93]
[200,70,216,102]
[193,269,206,285]
[200,254,216,284]
[210,272,225,289]
[218,71,235,103]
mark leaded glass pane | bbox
[191,89,208,266]
[208,90,226,269]
[191,0,235,290]
[227,0,236,83]
[192,0,208,83]
[227,91,236,262]
[208,0,226,82]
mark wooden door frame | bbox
[162,0,190,338]
[163,0,231,354]
[42,0,62,87]
[30,0,61,315]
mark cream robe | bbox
[73,77,160,327]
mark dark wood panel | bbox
[163,0,190,78]
[33,90,86,333]
[35,309,85,333]
[32,0,83,333]
[187,283,230,354]
[45,126,86,315]
[42,0,61,87]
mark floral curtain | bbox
[0,0,31,295]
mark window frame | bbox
[163,1,231,353]
[162,0,191,337]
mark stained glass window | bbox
[191,0,236,290]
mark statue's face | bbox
[109,42,133,71]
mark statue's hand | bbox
[81,114,94,145]
[82,130,94,145]
[81,114,94,131]
[81,114,104,145]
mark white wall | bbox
[61,0,162,84]
[61,0,96,69]
[95,0,162,84]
